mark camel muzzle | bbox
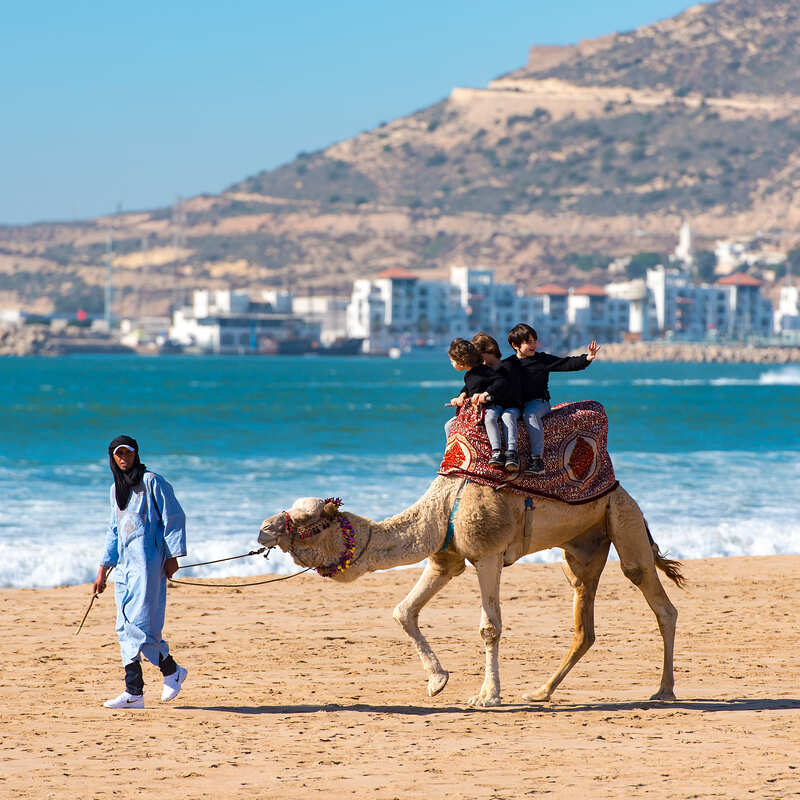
[258,516,284,547]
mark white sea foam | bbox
[0,452,438,588]
[633,378,708,386]
[282,379,461,390]
[632,366,800,387]
[758,365,800,385]
[1,448,798,588]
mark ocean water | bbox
[1,355,799,588]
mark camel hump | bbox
[439,400,617,504]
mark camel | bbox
[258,475,683,707]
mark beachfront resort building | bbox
[291,295,350,346]
[715,273,774,338]
[347,266,558,352]
[775,285,800,336]
[566,285,631,344]
[346,267,467,352]
[168,259,779,356]
[605,279,649,338]
[515,285,568,347]
[170,289,320,354]
[639,266,773,339]
[345,267,634,352]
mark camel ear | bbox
[322,501,339,519]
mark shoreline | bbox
[1,550,798,592]
[2,553,798,799]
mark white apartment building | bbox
[346,266,636,352]
[346,267,467,352]
[514,294,547,332]
[644,266,772,339]
[605,278,648,338]
[450,267,564,341]
[715,273,773,337]
[292,295,350,345]
[775,285,800,334]
[566,285,630,343]
[645,265,724,337]
[193,289,250,316]
[449,266,496,331]
[170,289,319,354]
[516,284,567,347]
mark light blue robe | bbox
[100,472,187,666]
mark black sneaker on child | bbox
[504,451,519,471]
[488,449,504,467]
[524,456,545,475]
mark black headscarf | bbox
[108,435,147,509]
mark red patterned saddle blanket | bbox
[438,400,618,504]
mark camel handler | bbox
[92,435,188,709]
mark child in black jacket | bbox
[471,331,522,471]
[447,337,520,470]
[505,323,600,474]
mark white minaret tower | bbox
[675,219,694,266]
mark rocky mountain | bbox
[2,0,800,316]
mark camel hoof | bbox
[467,693,501,708]
[427,671,449,697]
[521,687,551,703]
[650,689,677,701]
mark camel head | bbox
[258,497,341,551]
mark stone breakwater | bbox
[598,341,800,364]
[0,325,133,356]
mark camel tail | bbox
[644,519,686,589]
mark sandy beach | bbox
[2,554,799,799]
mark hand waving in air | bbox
[586,340,601,361]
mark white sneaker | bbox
[161,665,188,702]
[103,691,144,709]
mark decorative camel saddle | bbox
[439,400,618,504]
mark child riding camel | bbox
[446,337,521,471]
[504,324,600,475]
[470,332,523,471]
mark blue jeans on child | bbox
[484,405,520,453]
[443,406,521,453]
[522,398,551,457]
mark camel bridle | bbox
[281,498,371,578]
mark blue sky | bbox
[1,0,695,225]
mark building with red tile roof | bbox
[374,267,419,281]
[532,284,568,296]
[715,273,763,287]
[571,284,608,297]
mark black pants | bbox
[124,653,177,695]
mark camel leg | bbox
[392,561,455,697]
[522,539,610,703]
[608,488,678,701]
[467,553,504,708]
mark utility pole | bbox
[104,233,113,330]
